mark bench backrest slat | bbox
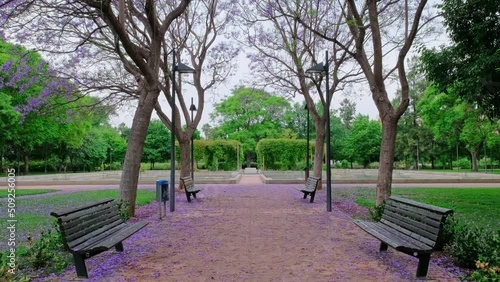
[381,196,453,248]
[303,177,320,192]
[181,177,195,192]
[68,221,126,251]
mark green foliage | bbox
[341,115,381,168]
[195,140,239,171]
[445,220,499,272]
[256,139,314,170]
[0,228,71,280]
[456,157,471,169]
[142,119,170,168]
[368,203,385,222]
[421,0,500,118]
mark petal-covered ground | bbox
[40,184,461,281]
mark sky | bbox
[109,52,382,130]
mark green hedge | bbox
[256,139,315,170]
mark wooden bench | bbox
[296,176,321,203]
[181,176,203,202]
[50,198,149,278]
[353,196,453,279]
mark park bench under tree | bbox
[353,196,453,279]
[50,198,149,278]
[181,176,203,202]
[296,176,321,203]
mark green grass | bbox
[0,189,58,198]
[0,189,156,245]
[344,187,500,230]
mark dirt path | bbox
[46,184,459,282]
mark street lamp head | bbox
[175,62,196,73]
[306,62,326,74]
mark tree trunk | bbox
[179,139,190,190]
[376,114,398,206]
[471,151,478,171]
[119,89,159,216]
[313,119,326,189]
[23,154,29,175]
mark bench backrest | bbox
[181,176,195,192]
[381,196,453,249]
[304,177,321,192]
[50,198,123,251]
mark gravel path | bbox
[38,184,461,282]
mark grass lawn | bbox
[0,189,58,198]
[344,187,500,230]
[0,189,156,246]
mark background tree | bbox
[210,87,290,167]
[142,120,170,170]
[342,115,382,168]
[421,0,500,119]
[239,0,362,180]
[294,0,439,205]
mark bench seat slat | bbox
[68,220,125,250]
[84,221,149,252]
[354,220,432,253]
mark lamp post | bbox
[189,97,197,180]
[306,50,332,212]
[170,50,196,213]
[304,103,310,180]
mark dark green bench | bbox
[353,196,453,279]
[181,176,203,202]
[296,176,321,203]
[50,198,148,278]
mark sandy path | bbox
[45,184,458,282]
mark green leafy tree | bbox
[342,115,382,168]
[419,86,498,171]
[421,0,500,118]
[142,120,170,169]
[210,87,290,167]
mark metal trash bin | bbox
[156,180,168,219]
[156,180,169,202]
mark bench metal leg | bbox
[73,253,88,278]
[303,192,308,199]
[115,242,124,252]
[416,253,431,279]
[186,192,192,202]
[192,192,197,199]
[309,192,316,203]
[379,242,389,252]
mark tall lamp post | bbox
[304,103,310,180]
[170,50,196,213]
[189,98,197,180]
[306,50,332,212]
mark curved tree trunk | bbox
[313,119,326,189]
[178,139,191,190]
[376,114,399,206]
[119,89,159,216]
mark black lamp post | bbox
[306,50,332,212]
[170,50,195,213]
[304,103,310,180]
[189,97,197,180]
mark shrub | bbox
[23,228,71,273]
[456,158,471,169]
[368,203,385,222]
